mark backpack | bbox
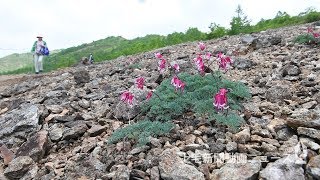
[40,46,50,56]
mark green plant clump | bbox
[294,34,319,45]
[141,72,251,129]
[108,120,174,146]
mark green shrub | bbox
[108,120,174,146]
[141,72,251,129]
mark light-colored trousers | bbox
[33,54,44,73]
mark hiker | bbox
[89,53,94,64]
[31,35,48,74]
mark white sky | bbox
[0,0,319,58]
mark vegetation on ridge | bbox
[1,6,320,75]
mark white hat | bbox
[36,35,43,38]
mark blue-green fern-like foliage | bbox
[294,34,319,46]
[141,71,251,129]
[108,120,174,146]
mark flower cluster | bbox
[120,91,135,106]
[122,42,235,112]
[213,88,229,111]
[155,52,186,91]
[217,52,233,72]
[135,77,145,90]
[155,52,180,75]
[171,76,185,92]
[194,54,205,75]
[307,27,320,38]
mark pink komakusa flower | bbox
[135,77,145,90]
[120,91,135,106]
[194,55,205,75]
[307,27,314,33]
[307,27,320,38]
[205,52,212,60]
[146,91,153,100]
[198,42,206,51]
[213,88,228,111]
[155,52,163,59]
[171,76,185,92]
[173,63,180,73]
[313,32,320,38]
[158,59,166,74]
[217,53,232,72]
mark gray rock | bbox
[49,124,64,141]
[269,36,282,45]
[4,156,34,179]
[306,155,320,179]
[276,128,295,141]
[226,142,237,152]
[62,123,88,140]
[266,85,292,103]
[150,166,160,180]
[281,64,301,77]
[78,99,91,109]
[114,165,130,180]
[300,137,320,151]
[130,145,150,155]
[233,58,255,70]
[73,69,90,85]
[233,127,250,144]
[286,118,320,129]
[15,130,49,162]
[210,160,261,180]
[0,144,14,165]
[241,34,256,44]
[159,148,205,180]
[259,154,305,180]
[87,125,106,137]
[297,127,320,141]
[0,103,39,147]
[209,141,225,153]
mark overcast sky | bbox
[0,0,319,58]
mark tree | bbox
[208,23,227,39]
[229,5,251,35]
[185,27,206,41]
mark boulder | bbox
[159,148,205,180]
[210,160,261,180]
[259,154,305,180]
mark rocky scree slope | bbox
[0,23,320,180]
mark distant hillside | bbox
[44,36,129,71]
[0,53,33,73]
[0,49,62,74]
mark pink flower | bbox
[155,52,163,59]
[307,27,314,33]
[135,77,145,90]
[158,59,166,74]
[213,88,228,111]
[307,27,320,38]
[194,55,205,75]
[173,63,180,73]
[120,91,135,106]
[217,52,224,59]
[146,91,153,100]
[171,76,185,92]
[198,42,206,51]
[205,52,212,60]
[217,53,232,72]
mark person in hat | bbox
[31,35,47,74]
